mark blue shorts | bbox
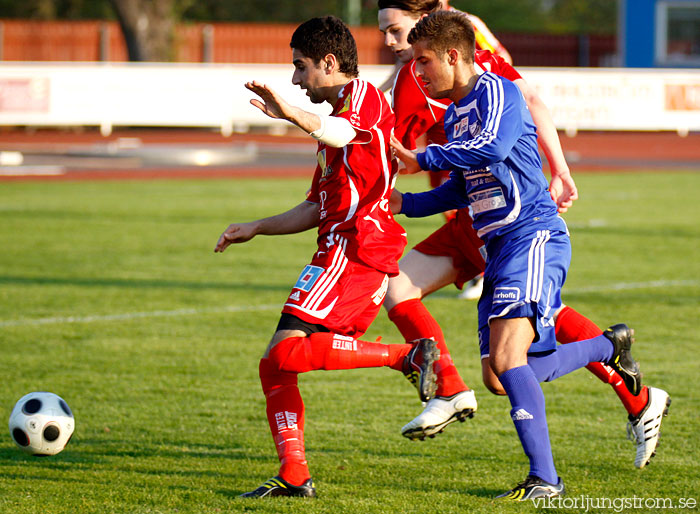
[478,229,571,358]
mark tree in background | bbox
[545,0,617,35]
[448,0,546,33]
[0,0,617,61]
[181,0,347,24]
[108,0,178,61]
[447,0,616,34]
[0,0,113,19]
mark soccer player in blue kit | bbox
[390,10,646,500]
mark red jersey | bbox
[307,78,406,276]
[392,49,522,150]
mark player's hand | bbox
[245,81,293,121]
[214,222,257,253]
[549,172,578,213]
[390,134,422,174]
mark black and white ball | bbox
[9,392,74,456]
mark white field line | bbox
[0,304,280,328]
[563,279,699,294]
[1,279,698,328]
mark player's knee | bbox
[384,275,421,310]
[259,357,280,393]
[265,337,295,370]
[483,377,507,395]
[481,357,506,395]
[259,357,273,379]
[553,304,567,324]
[259,356,297,394]
[482,368,506,395]
[488,354,509,377]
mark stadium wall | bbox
[0,63,698,136]
[0,20,614,67]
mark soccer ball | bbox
[8,392,74,456]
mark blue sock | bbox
[528,334,614,382]
[499,365,558,484]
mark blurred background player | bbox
[215,16,440,498]
[390,11,648,498]
[378,0,669,470]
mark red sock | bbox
[259,358,309,486]
[388,299,469,397]
[269,332,409,373]
[555,306,649,416]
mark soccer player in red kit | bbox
[215,16,440,498]
[378,0,670,469]
[378,0,512,92]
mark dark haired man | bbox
[391,10,648,500]
[216,15,439,498]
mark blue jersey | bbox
[402,71,571,354]
[405,71,563,244]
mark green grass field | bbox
[1,171,699,513]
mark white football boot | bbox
[457,275,484,300]
[627,386,671,468]
[401,389,477,440]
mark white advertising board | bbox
[0,62,698,135]
[520,67,700,135]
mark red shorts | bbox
[429,169,452,189]
[413,209,486,289]
[282,234,388,338]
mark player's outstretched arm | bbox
[214,201,320,253]
[245,81,323,135]
[514,78,578,213]
[214,221,259,252]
